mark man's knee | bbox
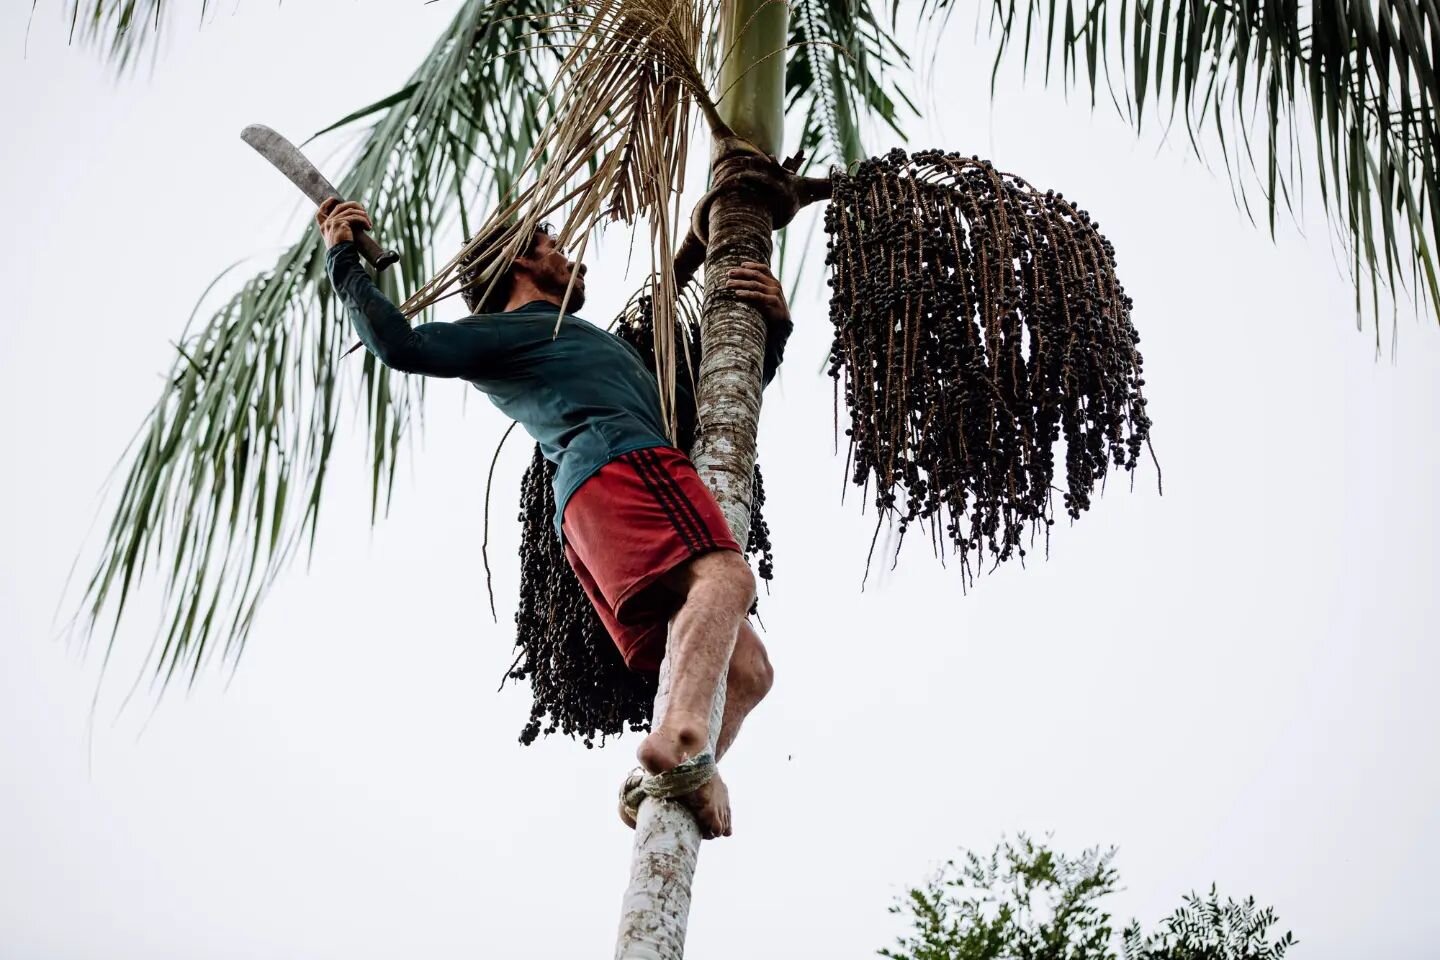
[671,549,755,612]
[709,551,756,612]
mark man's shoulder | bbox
[459,308,613,333]
[455,302,584,324]
[449,310,611,353]
[450,310,551,330]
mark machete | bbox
[241,124,400,271]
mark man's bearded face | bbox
[524,228,587,311]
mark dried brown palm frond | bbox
[402,0,731,442]
[826,148,1155,583]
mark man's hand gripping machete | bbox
[241,124,400,271]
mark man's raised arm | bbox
[319,199,502,379]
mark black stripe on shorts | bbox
[627,450,702,552]
[638,448,717,551]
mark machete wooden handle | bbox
[354,227,401,272]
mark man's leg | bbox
[635,549,756,837]
[617,612,774,833]
[715,620,773,760]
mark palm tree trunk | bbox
[613,2,785,956]
[688,181,774,542]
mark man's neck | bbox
[502,279,562,313]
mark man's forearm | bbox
[326,241,423,371]
[761,314,793,387]
[325,242,508,379]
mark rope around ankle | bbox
[622,753,716,817]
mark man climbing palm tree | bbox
[317,198,790,839]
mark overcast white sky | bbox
[2,3,1437,959]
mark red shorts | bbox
[562,446,741,673]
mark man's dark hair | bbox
[459,222,552,314]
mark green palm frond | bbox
[778,0,922,283]
[64,0,204,73]
[787,0,918,169]
[75,0,565,684]
[919,0,1440,336]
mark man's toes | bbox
[698,782,732,840]
[688,802,730,839]
[679,791,724,839]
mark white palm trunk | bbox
[614,2,786,956]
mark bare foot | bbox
[618,769,731,839]
[634,718,733,839]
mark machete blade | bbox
[241,124,344,205]
[240,123,399,271]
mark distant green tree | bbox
[881,837,1295,960]
[1122,888,1297,960]
[880,836,1121,960]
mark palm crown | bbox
[69,0,1437,687]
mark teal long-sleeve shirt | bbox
[326,241,792,539]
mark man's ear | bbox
[509,251,540,281]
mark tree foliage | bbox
[928,0,1440,342]
[1122,889,1297,960]
[881,837,1121,960]
[881,838,1295,960]
[71,1,563,682]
